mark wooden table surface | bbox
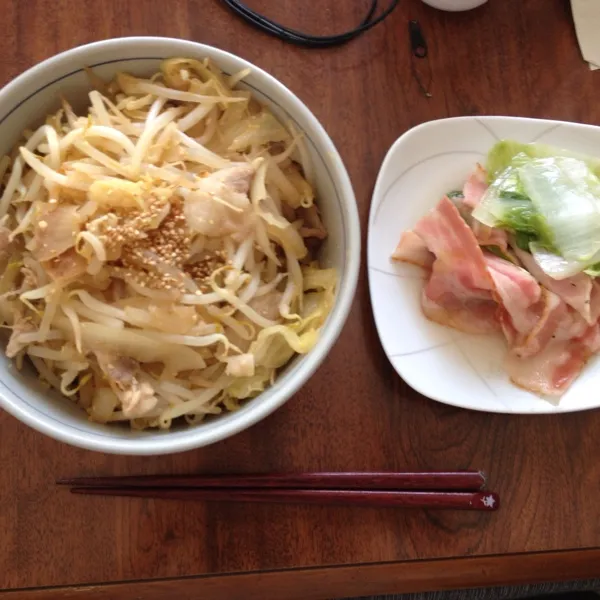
[1,1,600,598]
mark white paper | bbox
[572,0,600,70]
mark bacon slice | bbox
[505,340,583,396]
[457,165,509,251]
[486,255,541,320]
[491,267,595,395]
[515,248,597,325]
[472,221,509,252]
[505,323,600,396]
[591,281,600,324]
[462,164,488,209]
[421,260,498,334]
[391,230,434,269]
[482,253,573,359]
[414,196,494,291]
[410,196,499,333]
[484,254,544,348]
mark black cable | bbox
[221,0,400,48]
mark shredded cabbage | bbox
[485,140,600,181]
[519,157,600,263]
[473,141,600,280]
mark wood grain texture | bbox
[6,549,600,600]
[1,0,600,593]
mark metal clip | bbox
[409,20,432,98]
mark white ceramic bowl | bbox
[421,0,487,11]
[0,37,360,454]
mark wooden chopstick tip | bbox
[475,470,487,490]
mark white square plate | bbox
[368,116,600,414]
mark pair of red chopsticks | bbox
[57,471,499,511]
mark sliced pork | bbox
[391,230,434,269]
[391,164,600,400]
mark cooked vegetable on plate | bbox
[0,57,336,430]
[391,140,600,398]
